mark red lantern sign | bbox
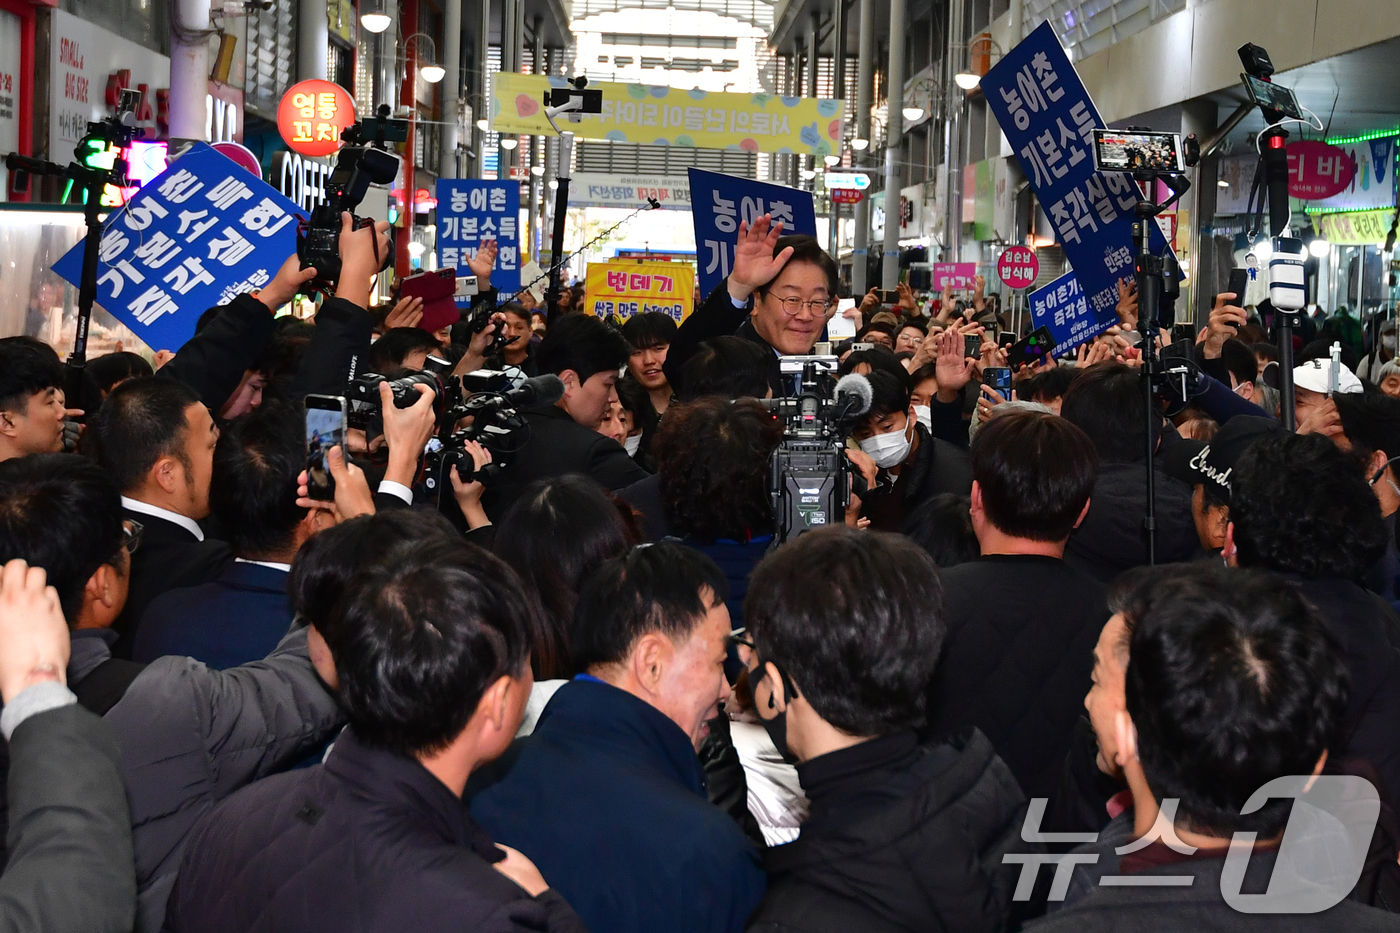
[997,245,1039,289]
[830,188,863,205]
[277,80,357,158]
[1287,140,1357,200]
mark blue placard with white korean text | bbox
[436,180,521,304]
[688,168,817,303]
[982,21,1171,325]
[51,142,306,353]
[1028,271,1117,357]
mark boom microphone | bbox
[504,374,566,409]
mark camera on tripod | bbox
[765,362,873,544]
[297,104,407,290]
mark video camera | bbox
[297,104,407,291]
[765,363,873,544]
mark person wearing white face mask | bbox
[849,370,972,533]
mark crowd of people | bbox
[1,209,1400,932]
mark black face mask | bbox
[760,663,800,765]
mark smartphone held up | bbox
[305,395,348,501]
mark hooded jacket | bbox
[1064,462,1199,584]
[746,729,1030,933]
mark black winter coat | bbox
[747,730,1030,933]
[925,555,1109,802]
[1064,462,1199,584]
[482,405,650,518]
[165,728,586,933]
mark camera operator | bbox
[0,337,72,462]
[848,369,972,533]
[665,216,839,399]
[482,314,649,518]
[487,302,538,377]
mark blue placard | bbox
[51,142,306,353]
[1028,271,1116,356]
[687,168,817,302]
[436,180,521,304]
[982,21,1171,325]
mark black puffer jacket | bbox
[1064,462,1199,584]
[747,729,1031,933]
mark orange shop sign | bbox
[276,80,356,157]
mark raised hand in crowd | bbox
[153,349,176,370]
[1201,291,1248,359]
[452,311,507,376]
[379,381,437,489]
[937,283,956,321]
[384,295,425,330]
[0,559,69,703]
[296,445,376,524]
[726,213,793,303]
[972,274,987,312]
[467,238,498,289]
[1075,338,1117,369]
[253,254,319,313]
[334,212,393,309]
[1114,278,1139,329]
[449,440,494,531]
[858,287,881,321]
[975,382,1015,423]
[897,282,918,312]
[934,326,977,402]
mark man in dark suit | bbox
[483,314,649,519]
[87,377,231,658]
[133,402,317,669]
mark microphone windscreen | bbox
[513,374,565,408]
[834,373,873,415]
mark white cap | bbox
[520,261,546,304]
[1293,358,1363,395]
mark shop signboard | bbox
[569,172,692,210]
[492,72,844,157]
[1307,136,1397,212]
[276,79,356,158]
[584,259,696,322]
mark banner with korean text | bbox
[584,260,696,323]
[436,179,521,303]
[1028,271,1117,356]
[51,142,306,353]
[687,169,817,302]
[491,72,844,157]
[982,21,1170,327]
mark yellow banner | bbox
[585,260,696,323]
[1312,208,1395,246]
[491,72,844,157]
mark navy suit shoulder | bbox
[132,563,293,669]
[469,680,765,933]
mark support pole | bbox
[169,0,213,142]
[851,0,874,296]
[440,0,462,178]
[880,0,906,290]
[475,0,490,179]
[396,0,419,277]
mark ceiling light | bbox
[954,72,981,90]
[1309,237,1331,258]
[531,164,545,176]
[419,64,446,83]
[360,11,391,33]
[1217,178,1230,188]
[476,118,489,131]
[823,155,840,166]
[501,138,518,150]
[407,241,425,257]
[902,106,925,121]
[548,179,558,190]
[800,169,816,180]
[850,137,869,150]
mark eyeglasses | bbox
[728,627,754,651]
[121,519,143,556]
[769,295,834,315]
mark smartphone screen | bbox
[875,288,899,303]
[997,331,1016,349]
[304,395,347,501]
[983,367,1012,394]
[1008,327,1058,369]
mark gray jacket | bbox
[1,701,135,933]
[70,627,342,933]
